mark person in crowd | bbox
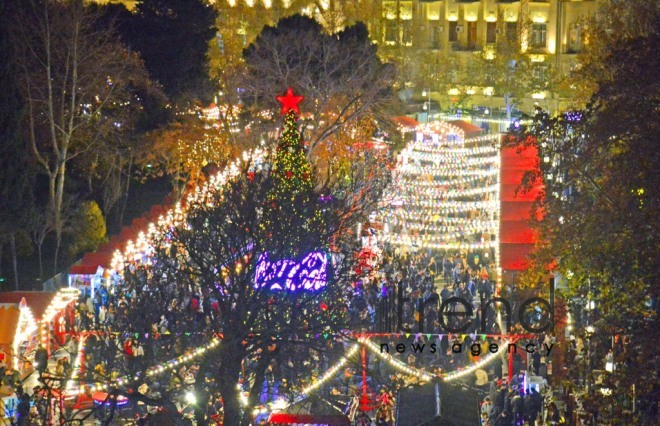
[547,401,564,425]
[17,391,31,426]
[34,344,49,376]
[481,396,493,417]
[443,255,454,285]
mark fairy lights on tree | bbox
[264,87,320,257]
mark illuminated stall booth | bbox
[68,265,104,299]
[0,289,79,376]
[0,293,49,373]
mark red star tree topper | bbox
[276,87,304,115]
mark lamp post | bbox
[422,89,431,124]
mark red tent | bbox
[268,398,351,426]
[391,116,420,131]
[499,145,542,271]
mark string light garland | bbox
[361,337,433,382]
[62,336,222,396]
[298,343,361,397]
[41,287,80,324]
[399,184,499,198]
[393,200,498,210]
[411,144,498,155]
[382,128,501,264]
[13,305,37,370]
[295,336,510,401]
[404,152,500,166]
[361,337,508,383]
[113,337,222,386]
[385,238,497,250]
[399,166,498,178]
[399,174,495,187]
[110,148,267,273]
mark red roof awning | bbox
[391,116,420,129]
[69,265,102,275]
[0,292,55,320]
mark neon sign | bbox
[255,251,328,291]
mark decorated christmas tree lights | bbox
[264,87,319,257]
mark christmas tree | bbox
[264,88,318,257]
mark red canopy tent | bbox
[391,116,420,132]
[268,398,351,426]
[499,145,543,272]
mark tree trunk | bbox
[193,357,212,425]
[53,161,66,274]
[217,349,244,426]
[53,227,61,275]
[242,355,271,426]
[118,156,133,227]
[9,233,18,291]
[37,240,44,279]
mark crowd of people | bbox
[1,127,577,425]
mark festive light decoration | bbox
[360,337,433,382]
[13,303,37,370]
[412,143,498,155]
[399,165,498,177]
[415,121,465,142]
[263,102,320,257]
[255,251,328,291]
[114,337,222,385]
[42,287,80,324]
[61,336,222,397]
[382,127,501,265]
[275,87,304,115]
[298,343,361,397]
[398,174,496,187]
[110,148,267,273]
[87,95,509,405]
[361,337,508,383]
[405,152,500,166]
[293,335,510,402]
[400,184,499,198]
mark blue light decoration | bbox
[564,110,583,122]
[255,251,328,291]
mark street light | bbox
[421,89,431,124]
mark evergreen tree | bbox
[264,98,321,258]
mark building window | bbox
[449,21,458,42]
[402,20,413,46]
[568,25,583,53]
[384,20,397,44]
[467,21,477,49]
[431,25,441,49]
[486,22,497,44]
[532,63,547,82]
[506,22,517,42]
[531,23,547,48]
[531,63,548,91]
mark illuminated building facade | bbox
[92,0,601,114]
